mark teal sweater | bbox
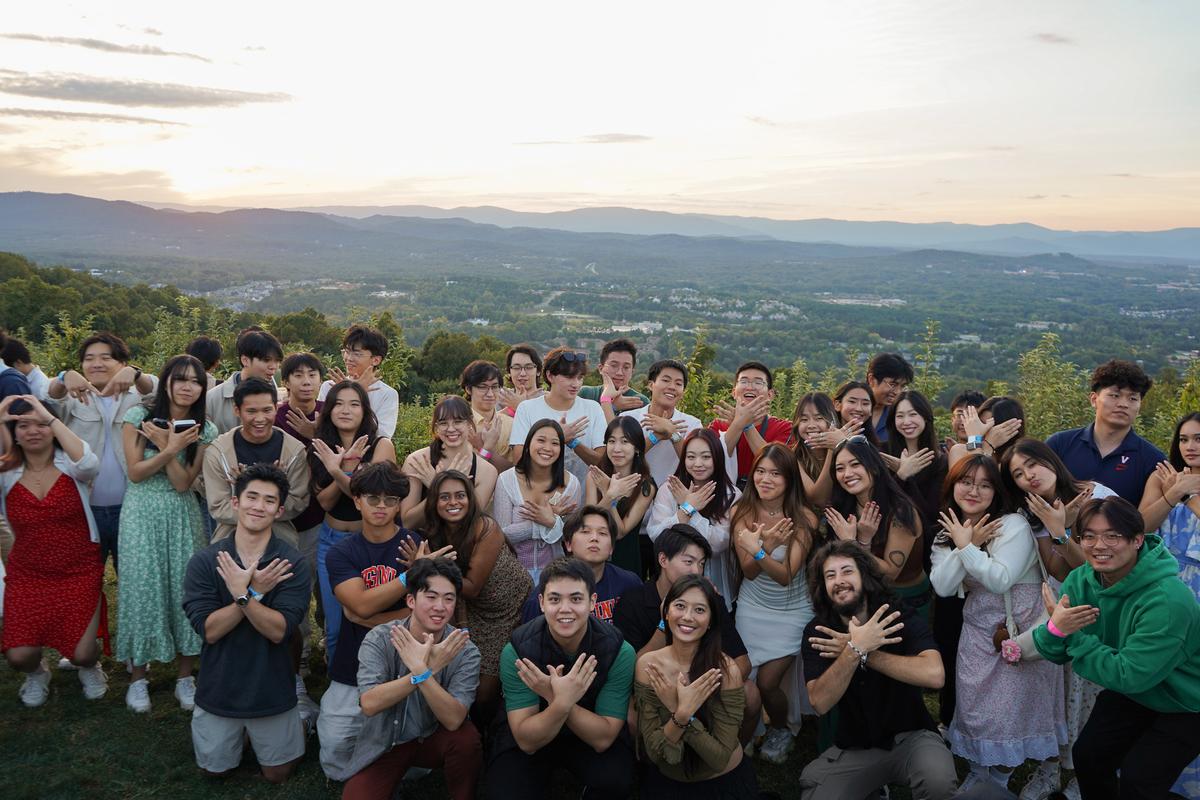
[1033,535,1200,713]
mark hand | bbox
[1156,462,1200,506]
[0,395,21,423]
[856,502,881,542]
[808,626,851,660]
[938,508,981,550]
[549,653,598,707]
[600,374,619,401]
[986,418,1023,449]
[10,394,55,424]
[341,435,370,469]
[640,411,678,438]
[60,370,99,405]
[515,658,555,702]
[604,472,642,505]
[284,407,317,440]
[404,450,437,488]
[138,419,171,452]
[824,507,859,542]
[848,603,904,654]
[99,365,138,397]
[614,394,645,412]
[398,537,457,569]
[971,515,1004,548]
[435,450,472,477]
[735,523,765,556]
[962,405,991,440]
[476,417,503,453]
[896,447,936,480]
[250,557,294,593]
[806,420,861,450]
[679,478,715,512]
[1025,492,1068,538]
[163,421,202,455]
[711,400,735,425]
[732,394,771,429]
[549,493,576,519]
[675,668,723,718]
[517,499,558,528]
[216,550,254,598]
[428,628,470,673]
[1063,487,1095,529]
[354,363,378,390]
[328,365,348,384]
[312,438,348,475]
[498,386,541,410]
[390,623,434,675]
[645,661,678,713]
[559,415,589,444]
[1048,592,1099,636]
[761,516,794,552]
[588,465,612,494]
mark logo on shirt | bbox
[593,598,617,621]
[361,564,399,588]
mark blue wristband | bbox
[57,370,67,382]
[658,619,666,631]
[247,586,263,602]
[753,547,767,561]
[645,430,660,446]
[568,438,580,450]
[409,668,433,685]
[679,501,697,516]
[399,572,407,589]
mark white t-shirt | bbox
[622,406,701,487]
[89,395,126,506]
[509,395,606,489]
[318,378,399,440]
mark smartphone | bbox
[173,419,198,433]
[150,418,169,428]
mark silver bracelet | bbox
[847,641,869,670]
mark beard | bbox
[831,589,862,619]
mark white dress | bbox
[492,467,582,584]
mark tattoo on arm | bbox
[887,550,907,568]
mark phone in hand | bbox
[173,419,198,433]
[150,418,169,428]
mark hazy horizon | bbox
[2,2,1198,231]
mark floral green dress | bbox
[115,406,217,665]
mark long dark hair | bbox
[1168,412,1200,471]
[421,470,513,567]
[834,381,880,447]
[790,392,838,478]
[673,428,735,521]
[143,354,208,466]
[885,390,939,458]
[597,416,654,518]
[828,437,921,555]
[1000,438,1088,535]
[729,444,814,596]
[429,395,474,466]
[934,455,1009,548]
[661,574,727,721]
[310,381,378,479]
[515,418,567,492]
[807,540,898,628]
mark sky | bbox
[1,1,1198,230]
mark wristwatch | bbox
[235,593,250,607]
[965,435,985,451]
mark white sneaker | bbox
[296,675,319,734]
[959,765,987,794]
[1019,759,1061,800]
[758,727,794,764]
[19,662,51,707]
[56,657,78,671]
[78,664,108,700]
[988,766,1014,789]
[126,678,151,713]
[174,676,196,711]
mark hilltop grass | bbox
[0,573,1042,800]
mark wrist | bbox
[645,430,659,446]
[678,501,697,516]
[1046,619,1068,638]
[409,666,433,685]
[567,438,579,450]
[753,547,767,561]
[478,447,492,460]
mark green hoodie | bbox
[1033,534,1200,713]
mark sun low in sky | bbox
[1,1,1197,230]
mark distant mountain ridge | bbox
[282,203,1200,261]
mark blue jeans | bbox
[91,504,122,573]
[317,523,353,665]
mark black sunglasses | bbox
[559,352,588,363]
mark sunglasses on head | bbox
[559,352,588,363]
[835,434,869,449]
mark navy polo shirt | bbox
[1045,424,1165,506]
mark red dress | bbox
[2,473,109,655]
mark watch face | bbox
[236,595,249,606]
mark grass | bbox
[1,572,1043,799]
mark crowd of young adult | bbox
[1,323,1198,800]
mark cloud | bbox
[746,115,781,127]
[118,25,163,36]
[1108,173,1141,178]
[1033,32,1074,45]
[243,45,267,52]
[0,145,183,201]
[517,132,652,146]
[1,33,210,62]
[0,106,183,125]
[0,72,291,108]
[1025,194,1047,200]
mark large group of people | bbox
[1,322,1198,800]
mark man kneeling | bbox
[800,541,956,800]
[182,463,311,783]
[486,557,636,799]
[342,558,482,800]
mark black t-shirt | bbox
[801,607,938,750]
[612,579,748,659]
[233,429,284,468]
[325,526,421,685]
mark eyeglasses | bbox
[1079,532,1129,547]
[510,364,538,373]
[434,418,470,431]
[360,494,402,507]
[736,378,768,389]
[341,348,370,361]
[879,378,907,390]
[956,478,995,493]
[471,383,500,395]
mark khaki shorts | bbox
[192,705,306,772]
